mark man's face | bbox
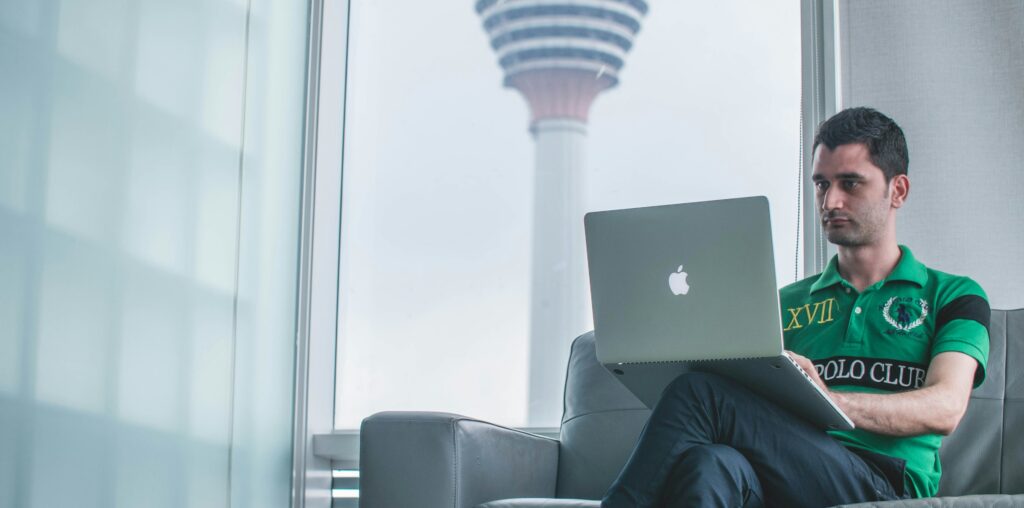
[811,143,897,247]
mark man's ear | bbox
[890,174,910,208]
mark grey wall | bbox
[838,0,1024,309]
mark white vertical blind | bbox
[837,0,1024,309]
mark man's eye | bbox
[814,181,828,191]
[842,181,859,190]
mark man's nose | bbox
[821,187,843,211]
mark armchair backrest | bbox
[555,331,649,500]
[555,309,1023,500]
[936,309,1022,495]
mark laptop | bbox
[584,196,854,431]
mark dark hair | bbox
[812,107,909,180]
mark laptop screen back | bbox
[585,196,784,364]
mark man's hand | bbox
[786,350,829,393]
[783,351,978,437]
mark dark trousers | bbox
[602,372,909,508]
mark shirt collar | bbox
[810,245,928,293]
[887,245,928,286]
[810,256,844,293]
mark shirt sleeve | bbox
[930,278,990,388]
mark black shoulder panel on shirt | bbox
[936,294,991,332]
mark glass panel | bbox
[335,1,802,429]
[228,0,310,505]
[0,0,309,505]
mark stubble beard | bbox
[822,190,892,247]
[823,199,888,246]
[825,222,875,247]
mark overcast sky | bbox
[335,0,802,429]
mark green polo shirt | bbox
[780,246,990,498]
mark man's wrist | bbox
[828,389,848,408]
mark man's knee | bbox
[680,443,747,472]
[665,445,763,508]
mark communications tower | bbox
[477,0,648,424]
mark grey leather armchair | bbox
[360,309,1024,507]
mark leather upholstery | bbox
[476,499,600,508]
[556,331,650,500]
[936,309,1010,495]
[834,494,1024,507]
[359,310,1022,508]
[359,412,558,508]
[1003,311,1024,495]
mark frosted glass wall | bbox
[0,0,310,506]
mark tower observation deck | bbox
[477,0,647,425]
[478,0,647,121]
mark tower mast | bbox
[477,0,647,424]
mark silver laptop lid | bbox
[585,196,784,364]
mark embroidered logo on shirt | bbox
[881,297,929,332]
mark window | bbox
[334,0,803,430]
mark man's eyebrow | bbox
[813,172,866,181]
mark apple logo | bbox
[668,265,690,295]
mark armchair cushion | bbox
[476,499,600,508]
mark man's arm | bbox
[788,351,977,436]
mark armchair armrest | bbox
[360,411,560,508]
[832,494,1024,507]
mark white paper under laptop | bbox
[584,196,854,431]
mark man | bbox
[602,107,990,507]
